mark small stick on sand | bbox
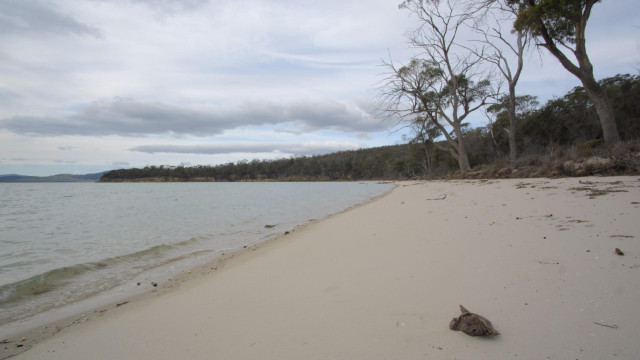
[536,260,560,265]
[594,322,618,329]
[426,195,447,200]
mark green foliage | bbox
[445,75,492,108]
[397,59,445,114]
[601,74,640,139]
[577,138,603,156]
[461,127,495,167]
[487,95,539,116]
[515,74,639,152]
[510,0,597,43]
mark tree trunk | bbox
[422,143,432,175]
[454,126,471,170]
[546,47,620,143]
[457,144,471,171]
[581,77,620,143]
[507,84,518,163]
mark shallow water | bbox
[0,182,392,328]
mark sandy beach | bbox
[5,177,640,359]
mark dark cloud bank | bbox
[0,98,384,137]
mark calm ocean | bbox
[0,182,392,331]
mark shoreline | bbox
[0,182,396,359]
[5,177,640,359]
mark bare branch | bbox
[379,0,495,171]
[468,0,532,162]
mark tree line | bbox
[100,144,426,182]
[101,72,639,182]
[411,73,639,176]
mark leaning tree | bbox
[509,0,620,143]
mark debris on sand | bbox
[449,305,500,337]
[594,322,618,329]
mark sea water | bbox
[0,182,392,331]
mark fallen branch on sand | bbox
[402,182,423,187]
[426,195,447,200]
[594,322,618,329]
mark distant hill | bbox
[0,171,109,183]
[0,174,32,181]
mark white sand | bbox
[8,177,640,359]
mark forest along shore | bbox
[6,177,640,360]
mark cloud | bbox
[127,0,210,13]
[0,87,22,108]
[0,97,386,136]
[129,141,362,156]
[0,0,102,38]
[263,51,376,70]
[52,159,77,164]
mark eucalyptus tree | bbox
[472,0,531,162]
[381,0,494,171]
[508,0,620,144]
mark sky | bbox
[0,0,638,176]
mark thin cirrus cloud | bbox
[0,97,385,137]
[129,141,361,156]
[126,0,210,13]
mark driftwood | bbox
[449,305,500,337]
[594,322,618,329]
[536,260,560,265]
[426,194,447,200]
